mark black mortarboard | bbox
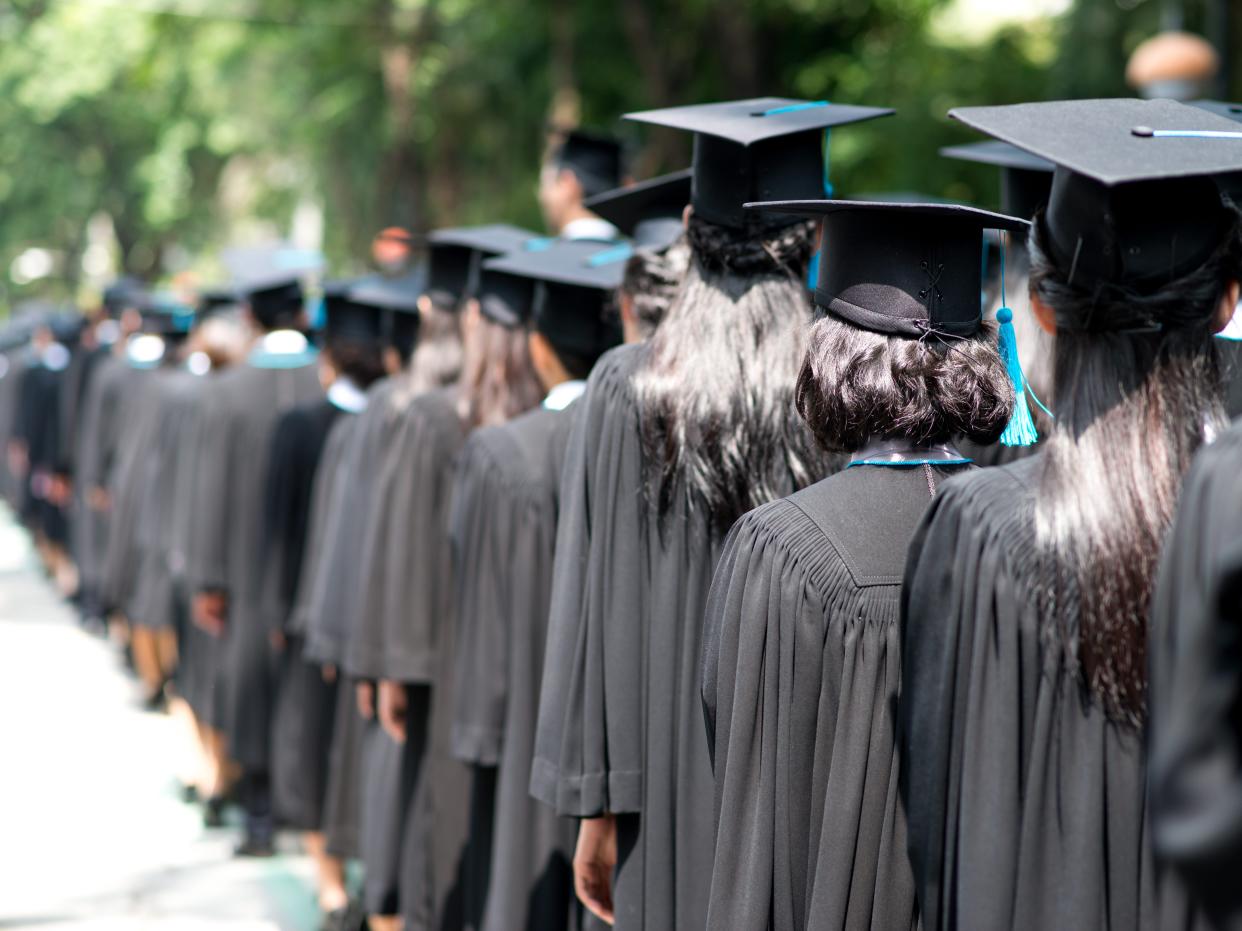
[950,98,1242,292]
[349,269,426,357]
[625,98,893,229]
[102,276,148,317]
[940,140,1055,220]
[482,240,626,357]
[322,281,385,345]
[746,199,1028,338]
[583,169,692,251]
[140,292,195,339]
[551,130,624,198]
[196,285,241,321]
[1191,101,1242,200]
[427,225,541,309]
[244,275,305,327]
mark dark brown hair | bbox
[1029,208,1242,726]
[456,309,544,430]
[795,316,1013,452]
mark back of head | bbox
[633,215,828,531]
[1029,207,1241,727]
[455,307,544,430]
[621,238,691,341]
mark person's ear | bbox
[682,203,693,228]
[1030,289,1057,335]
[1212,279,1240,334]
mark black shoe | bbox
[318,906,358,931]
[203,795,227,828]
[234,835,276,858]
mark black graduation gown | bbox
[15,356,67,539]
[1150,421,1242,930]
[185,355,322,772]
[341,387,468,929]
[449,404,583,931]
[75,354,138,617]
[900,455,1158,931]
[0,350,29,504]
[532,344,726,931]
[701,465,966,931]
[264,398,346,831]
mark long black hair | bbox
[1029,209,1242,727]
[621,238,691,340]
[795,316,1014,453]
[455,303,544,430]
[633,215,829,533]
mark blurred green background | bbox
[0,0,1236,303]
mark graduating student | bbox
[342,225,544,931]
[530,98,893,930]
[540,129,625,240]
[700,199,1022,930]
[185,275,324,857]
[1150,419,1242,930]
[900,98,1242,931]
[265,283,394,931]
[449,228,689,931]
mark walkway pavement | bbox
[0,508,321,930]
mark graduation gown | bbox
[340,386,468,929]
[264,398,346,831]
[532,344,731,931]
[1217,338,1242,420]
[1150,421,1242,930]
[185,354,322,771]
[701,465,964,931]
[449,403,583,931]
[900,455,1158,931]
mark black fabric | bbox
[702,465,962,929]
[532,344,726,930]
[448,405,585,931]
[184,359,323,771]
[1150,421,1242,930]
[1217,339,1242,420]
[899,456,1162,930]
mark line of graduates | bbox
[5,93,1242,931]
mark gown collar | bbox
[327,376,368,413]
[561,217,620,242]
[848,438,972,468]
[543,379,586,411]
[249,329,318,369]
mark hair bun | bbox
[686,215,816,276]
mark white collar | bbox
[561,217,620,242]
[1219,303,1242,341]
[327,377,368,413]
[258,329,309,355]
[543,379,586,411]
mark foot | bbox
[318,904,361,931]
[203,795,227,828]
[234,835,277,858]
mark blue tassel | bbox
[996,306,1038,447]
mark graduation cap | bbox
[949,98,1242,293]
[746,199,1027,338]
[1191,99,1242,123]
[624,97,894,229]
[243,275,305,328]
[483,239,626,357]
[940,140,1054,220]
[321,280,385,345]
[196,285,241,321]
[583,169,692,252]
[427,225,541,309]
[140,292,196,339]
[550,130,624,198]
[102,276,148,317]
[349,269,426,357]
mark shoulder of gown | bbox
[1150,421,1242,925]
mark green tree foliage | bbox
[0,0,1233,306]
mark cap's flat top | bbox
[624,97,894,145]
[940,140,1055,173]
[243,273,303,297]
[745,198,1030,232]
[585,169,692,211]
[1192,100,1242,124]
[348,270,424,313]
[428,224,541,255]
[950,98,1242,186]
[484,239,630,291]
[584,169,692,230]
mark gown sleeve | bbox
[448,431,515,766]
[185,381,236,594]
[531,346,647,818]
[1150,430,1242,925]
[261,408,315,631]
